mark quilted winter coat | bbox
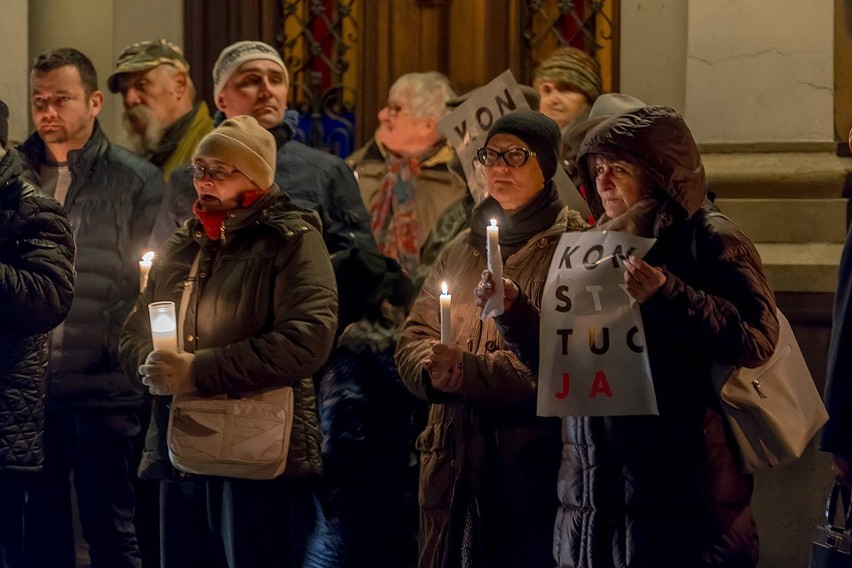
[119,186,337,480]
[0,149,75,471]
[548,106,779,567]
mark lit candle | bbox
[139,251,155,292]
[481,219,504,318]
[148,301,178,352]
[486,219,501,275]
[440,281,452,344]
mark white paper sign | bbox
[537,230,658,417]
[437,70,591,219]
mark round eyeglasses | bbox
[476,147,537,168]
[187,163,240,182]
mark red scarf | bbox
[369,156,421,276]
[192,189,267,240]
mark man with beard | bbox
[212,40,376,255]
[108,39,214,247]
[16,47,165,568]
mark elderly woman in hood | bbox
[478,105,779,567]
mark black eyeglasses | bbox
[476,147,537,168]
[187,163,240,181]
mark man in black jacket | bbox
[0,98,76,568]
[17,48,166,568]
[211,40,376,255]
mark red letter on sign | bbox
[555,372,570,399]
[589,371,613,398]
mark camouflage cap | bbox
[108,39,189,93]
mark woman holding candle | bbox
[477,106,778,567]
[118,115,337,568]
[395,109,587,568]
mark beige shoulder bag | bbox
[166,250,294,480]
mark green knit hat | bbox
[534,46,603,103]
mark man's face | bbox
[119,65,184,135]
[30,65,101,150]
[216,60,287,129]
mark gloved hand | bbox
[139,350,196,396]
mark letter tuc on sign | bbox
[538,230,659,417]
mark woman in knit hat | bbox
[119,115,338,568]
[395,109,587,568]
[534,46,604,187]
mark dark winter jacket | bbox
[118,186,337,480]
[396,187,587,568]
[822,227,852,457]
[0,149,75,471]
[268,121,376,255]
[17,122,166,410]
[304,316,423,568]
[504,106,779,568]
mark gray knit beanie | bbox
[213,41,288,102]
[484,109,561,181]
[534,46,603,103]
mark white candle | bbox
[139,251,155,292]
[486,219,502,275]
[440,281,452,344]
[148,301,178,352]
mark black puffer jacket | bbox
[0,149,75,471]
[545,106,778,568]
[18,122,167,410]
[119,186,337,480]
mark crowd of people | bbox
[0,36,845,568]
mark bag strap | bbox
[177,250,202,352]
[826,482,852,531]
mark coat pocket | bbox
[415,419,454,511]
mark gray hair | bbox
[389,72,456,120]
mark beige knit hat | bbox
[212,40,288,101]
[534,46,603,103]
[195,115,276,190]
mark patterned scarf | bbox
[369,155,422,276]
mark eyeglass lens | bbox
[477,148,534,168]
[188,164,234,181]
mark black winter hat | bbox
[0,99,8,149]
[484,109,561,181]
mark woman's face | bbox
[482,133,546,214]
[536,81,591,129]
[591,155,650,218]
[191,157,257,211]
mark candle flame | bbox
[441,281,448,295]
[141,251,155,264]
[490,219,497,227]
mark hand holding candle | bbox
[148,301,178,352]
[440,281,452,344]
[481,219,505,319]
[139,251,155,292]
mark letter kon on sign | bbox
[554,371,614,400]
